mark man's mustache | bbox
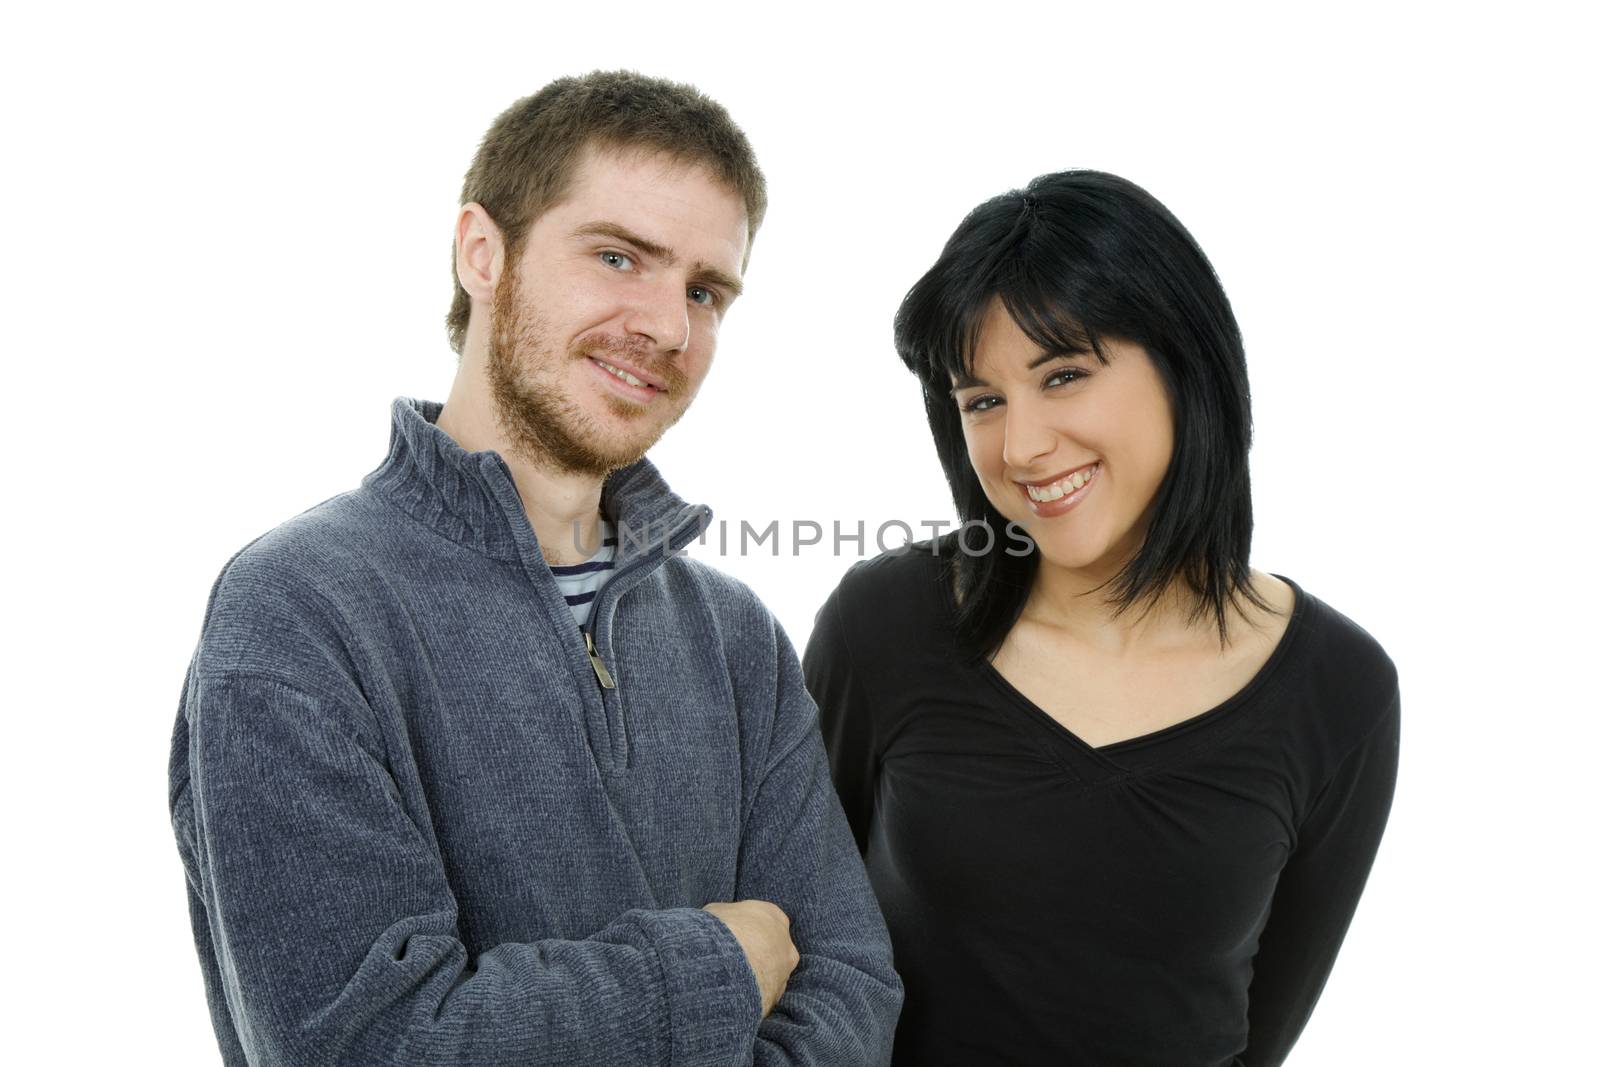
[572,335,689,395]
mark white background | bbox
[5,2,1595,1062]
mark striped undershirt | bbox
[548,518,617,629]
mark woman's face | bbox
[951,299,1175,578]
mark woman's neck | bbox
[1022,557,1229,658]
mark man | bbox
[168,71,901,1065]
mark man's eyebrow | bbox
[572,221,676,263]
[693,264,744,299]
[571,220,743,299]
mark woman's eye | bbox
[688,285,716,307]
[961,395,1001,415]
[599,251,634,270]
[1045,367,1086,388]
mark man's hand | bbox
[703,899,800,1018]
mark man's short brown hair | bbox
[446,70,767,355]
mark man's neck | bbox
[434,383,604,567]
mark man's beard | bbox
[486,270,689,478]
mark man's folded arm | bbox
[173,669,762,1067]
[732,636,904,1066]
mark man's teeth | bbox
[1025,464,1098,502]
[596,359,648,389]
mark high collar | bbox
[362,397,711,565]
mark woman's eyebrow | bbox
[1028,348,1090,370]
[951,349,1083,393]
[949,370,988,394]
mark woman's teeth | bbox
[1025,464,1098,502]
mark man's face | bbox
[487,146,749,477]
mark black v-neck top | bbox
[802,544,1400,1067]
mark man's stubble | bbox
[486,267,691,478]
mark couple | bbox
[168,72,1398,1066]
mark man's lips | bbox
[585,352,669,393]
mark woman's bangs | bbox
[999,266,1105,364]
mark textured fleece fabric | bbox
[168,397,901,1066]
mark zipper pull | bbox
[584,630,617,690]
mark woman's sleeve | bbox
[800,580,878,855]
[1242,692,1401,1065]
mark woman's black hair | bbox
[894,170,1266,657]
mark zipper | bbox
[584,629,616,689]
[573,504,711,694]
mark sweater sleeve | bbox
[172,667,761,1067]
[799,582,877,855]
[1240,692,1401,1066]
[733,627,903,1066]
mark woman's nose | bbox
[1001,397,1056,471]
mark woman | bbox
[802,171,1399,1066]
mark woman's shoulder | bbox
[834,538,950,602]
[815,540,954,650]
[1272,574,1400,738]
[1282,578,1396,677]
[832,537,940,588]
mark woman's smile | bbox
[1014,461,1100,516]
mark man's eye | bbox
[600,251,634,270]
[688,286,717,307]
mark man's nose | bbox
[623,278,690,354]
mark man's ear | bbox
[455,202,506,303]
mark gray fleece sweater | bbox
[167,397,901,1066]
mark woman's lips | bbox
[1015,462,1100,516]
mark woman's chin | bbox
[1035,546,1105,575]
[1027,529,1125,578]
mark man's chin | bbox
[556,425,664,478]
[493,386,682,477]
[597,401,687,456]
